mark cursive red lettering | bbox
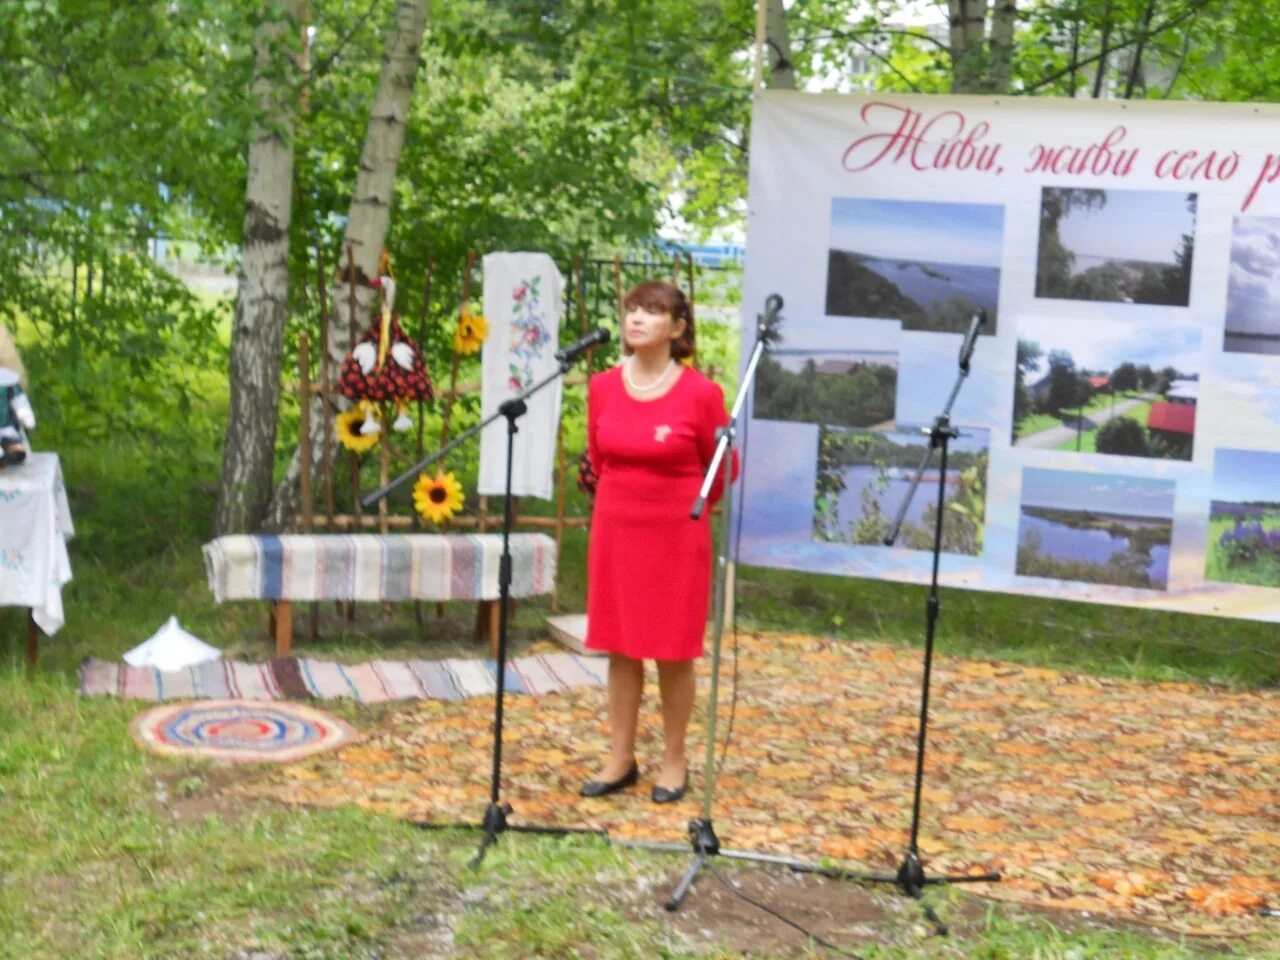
[1026,127,1137,179]
[1243,154,1280,212]
[842,102,1003,176]
[1157,148,1242,182]
[842,103,923,172]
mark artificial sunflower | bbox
[413,469,465,524]
[454,310,488,355]
[335,406,380,454]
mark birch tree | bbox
[214,0,304,535]
[765,0,797,88]
[949,0,1018,93]
[264,0,431,529]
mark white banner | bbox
[739,91,1280,622]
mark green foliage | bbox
[1095,413,1151,456]
[753,354,896,428]
[943,450,988,554]
[813,429,987,555]
[1035,187,1107,299]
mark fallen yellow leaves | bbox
[756,761,812,780]
[1075,803,1136,822]
[1201,797,1261,816]
[1092,870,1168,897]
[941,814,1007,834]
[819,837,871,860]
[955,661,1004,679]
[1187,886,1265,915]
[1055,683,1103,698]
[517,747,574,766]
[994,741,1051,758]
[1113,733,1166,748]
[234,629,1278,939]
[340,744,396,765]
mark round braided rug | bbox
[130,699,357,763]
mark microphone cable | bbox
[701,347,870,960]
[702,855,867,959]
[713,363,750,779]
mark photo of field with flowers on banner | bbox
[1205,449,1280,587]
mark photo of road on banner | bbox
[1011,315,1201,461]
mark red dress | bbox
[584,364,736,661]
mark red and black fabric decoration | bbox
[337,276,434,412]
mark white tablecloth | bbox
[0,452,74,634]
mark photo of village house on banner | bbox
[736,90,1280,624]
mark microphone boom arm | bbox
[362,356,577,509]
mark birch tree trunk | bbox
[263,0,430,530]
[213,0,302,535]
[764,0,796,89]
[949,0,990,94]
[988,0,1017,94]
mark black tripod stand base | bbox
[470,801,513,866]
[663,819,723,912]
[408,802,605,868]
[790,853,1001,935]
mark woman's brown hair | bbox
[622,280,695,361]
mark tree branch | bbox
[1163,29,1193,97]
[308,0,385,81]
[794,24,953,55]
[1026,0,1215,95]
[1123,0,1158,98]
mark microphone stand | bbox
[792,312,1000,933]
[363,343,605,866]
[620,296,823,910]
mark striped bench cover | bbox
[202,533,557,603]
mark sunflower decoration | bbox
[335,403,381,454]
[413,469,465,524]
[454,309,488,356]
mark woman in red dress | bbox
[580,281,735,804]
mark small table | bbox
[202,533,558,657]
[0,452,75,666]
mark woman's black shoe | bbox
[579,761,639,797]
[651,774,689,804]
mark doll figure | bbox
[337,273,433,432]
[0,367,35,467]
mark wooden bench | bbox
[202,533,557,658]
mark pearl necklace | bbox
[624,357,676,394]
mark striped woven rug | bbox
[78,652,607,704]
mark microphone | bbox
[958,309,986,370]
[758,293,784,345]
[555,327,610,364]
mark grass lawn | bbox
[2,366,1277,958]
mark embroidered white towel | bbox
[479,253,564,499]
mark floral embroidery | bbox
[0,546,27,571]
[507,276,552,391]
